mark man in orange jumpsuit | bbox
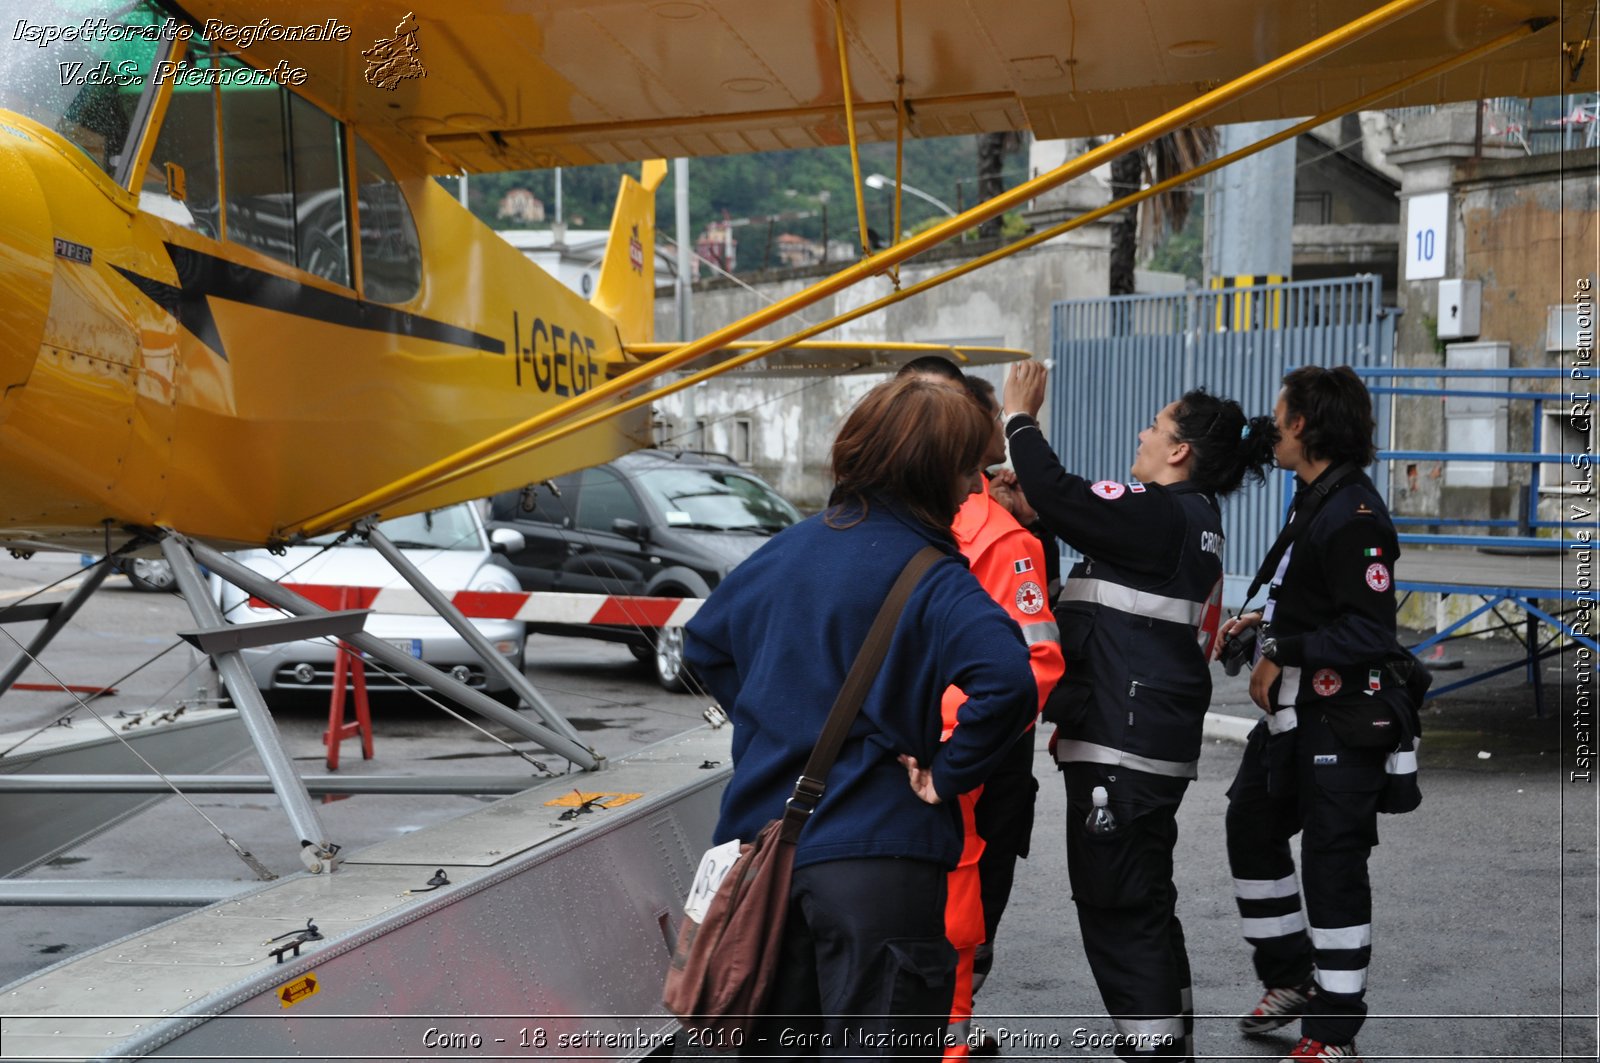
[910,365,1064,1055]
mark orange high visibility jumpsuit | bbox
[941,478,1065,1057]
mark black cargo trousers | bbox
[1063,764,1194,1062]
[1225,710,1386,1047]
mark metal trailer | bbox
[0,726,730,1061]
[0,708,250,880]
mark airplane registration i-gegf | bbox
[0,0,1586,1058]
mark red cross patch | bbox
[1015,580,1045,615]
[1312,669,1342,697]
[1365,562,1391,592]
[1090,480,1126,500]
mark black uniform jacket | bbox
[1262,466,1401,708]
[1006,413,1225,779]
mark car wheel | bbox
[627,643,653,663]
[126,557,176,593]
[654,626,692,693]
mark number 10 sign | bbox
[1405,191,1448,281]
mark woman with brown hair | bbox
[685,374,1037,1057]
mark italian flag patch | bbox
[1363,548,1383,557]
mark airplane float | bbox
[0,0,1586,1056]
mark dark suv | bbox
[487,450,802,690]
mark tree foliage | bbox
[1107,128,1218,294]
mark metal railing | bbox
[1385,93,1600,155]
[1352,366,1596,549]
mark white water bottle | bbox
[1085,785,1119,836]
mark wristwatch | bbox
[1258,636,1281,664]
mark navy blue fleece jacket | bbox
[684,499,1035,871]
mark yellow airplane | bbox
[0,0,1582,562]
[0,1,1019,560]
[0,0,1587,1051]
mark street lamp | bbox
[863,173,957,217]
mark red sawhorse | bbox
[322,587,374,770]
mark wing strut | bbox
[360,522,593,758]
[186,538,603,773]
[891,0,906,266]
[0,559,113,698]
[161,536,341,874]
[834,0,874,262]
[293,0,1448,539]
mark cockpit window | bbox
[138,42,221,237]
[0,0,165,178]
[217,53,294,264]
[354,136,422,304]
[211,52,351,286]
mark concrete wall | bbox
[1385,112,1596,636]
[1295,136,1400,226]
[1390,146,1597,530]
[1458,154,1598,525]
[650,234,1110,509]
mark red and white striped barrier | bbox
[250,585,703,628]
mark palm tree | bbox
[976,132,1024,239]
[1108,128,1216,295]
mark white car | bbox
[214,504,527,702]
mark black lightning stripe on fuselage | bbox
[111,242,505,361]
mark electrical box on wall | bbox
[1443,341,1509,488]
[1436,279,1482,339]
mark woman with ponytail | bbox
[1000,360,1275,1063]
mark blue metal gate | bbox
[1049,275,1396,599]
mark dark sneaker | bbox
[1238,983,1314,1035]
[1282,1036,1362,1062]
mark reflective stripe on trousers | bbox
[1110,1014,1187,1054]
[1240,912,1308,939]
[1234,874,1299,901]
[1315,966,1369,994]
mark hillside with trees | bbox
[441,133,1030,272]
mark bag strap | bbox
[1242,462,1361,607]
[779,544,944,842]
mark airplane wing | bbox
[181,0,1580,174]
[622,340,1029,377]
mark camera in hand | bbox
[1219,625,1259,677]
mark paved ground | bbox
[978,632,1596,1061]
[0,552,1595,1060]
